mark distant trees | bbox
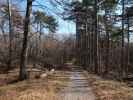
[101,0,118,75]
[0,1,23,72]
[0,0,75,81]
[126,6,133,74]
[18,0,133,80]
[0,0,133,81]
[33,10,58,42]
[64,0,133,79]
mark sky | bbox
[4,0,76,35]
[31,0,76,35]
[32,0,76,34]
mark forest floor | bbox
[87,73,133,100]
[0,64,133,100]
[0,69,66,100]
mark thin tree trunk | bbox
[39,22,42,45]
[126,16,130,75]
[121,0,125,78]
[104,9,110,75]
[85,15,88,67]
[94,0,98,73]
[89,25,92,70]
[7,0,13,71]
[19,0,32,80]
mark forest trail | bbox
[56,63,96,100]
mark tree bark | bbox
[126,16,130,75]
[104,9,110,75]
[121,0,125,78]
[7,0,13,71]
[19,0,32,80]
[94,0,98,73]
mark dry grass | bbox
[87,74,133,100]
[0,79,59,100]
[0,71,66,100]
[0,88,57,100]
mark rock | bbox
[40,73,47,78]
[51,69,55,72]
[49,69,55,74]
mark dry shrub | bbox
[88,74,133,100]
[0,89,57,100]
[0,78,60,100]
[0,69,67,100]
[0,84,57,100]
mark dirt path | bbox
[55,64,95,100]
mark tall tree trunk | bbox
[7,0,13,71]
[104,9,110,75]
[39,22,42,45]
[126,16,130,75]
[121,0,125,78]
[94,0,98,73]
[85,12,88,68]
[89,24,92,70]
[19,0,32,80]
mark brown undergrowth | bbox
[87,73,133,100]
[0,71,65,100]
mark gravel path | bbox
[56,64,95,100]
